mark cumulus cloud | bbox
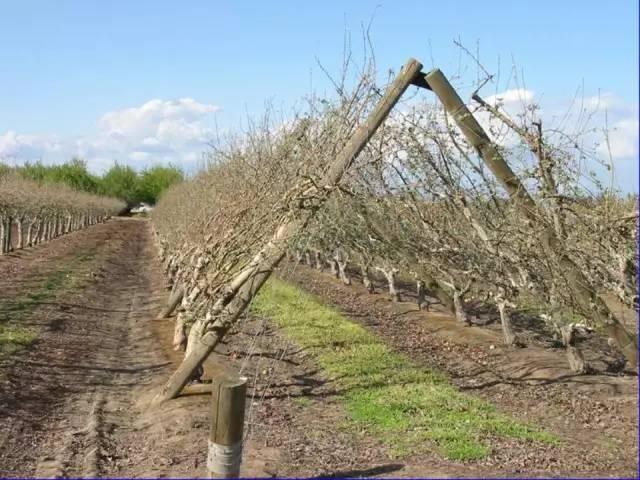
[485,88,535,107]
[477,88,638,161]
[597,117,639,159]
[0,97,219,173]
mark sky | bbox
[0,0,637,191]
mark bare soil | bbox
[0,220,637,478]
[278,263,639,477]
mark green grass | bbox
[252,278,558,461]
[0,248,97,358]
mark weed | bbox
[0,247,98,358]
[294,397,313,408]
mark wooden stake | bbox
[423,68,637,368]
[155,58,424,403]
[207,375,247,478]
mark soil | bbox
[0,219,637,478]
[279,263,639,478]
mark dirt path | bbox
[0,219,174,477]
[279,263,638,477]
[0,218,302,478]
[1,220,636,478]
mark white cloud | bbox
[597,117,639,159]
[0,97,220,173]
[485,88,535,107]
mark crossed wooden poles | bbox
[155,58,637,405]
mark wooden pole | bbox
[423,68,638,368]
[154,58,424,403]
[207,376,247,478]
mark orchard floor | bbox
[0,218,636,478]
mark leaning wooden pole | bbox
[154,58,424,403]
[422,68,638,368]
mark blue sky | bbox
[0,0,637,190]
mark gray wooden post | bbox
[422,68,637,367]
[207,376,247,478]
[155,58,424,403]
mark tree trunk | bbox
[417,280,428,311]
[337,260,351,285]
[156,58,424,403]
[16,218,24,249]
[497,299,519,347]
[173,313,187,351]
[5,217,13,252]
[361,264,374,293]
[328,258,338,278]
[0,218,5,254]
[453,290,470,324]
[314,250,323,270]
[426,68,637,368]
[423,275,455,314]
[378,268,400,302]
[561,325,587,374]
[158,287,185,319]
[26,220,35,246]
[304,251,313,267]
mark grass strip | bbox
[0,248,97,357]
[251,278,558,461]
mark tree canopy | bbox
[3,159,184,208]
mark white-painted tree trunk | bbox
[337,260,351,285]
[4,217,12,252]
[0,218,5,254]
[377,267,400,302]
[496,299,519,346]
[361,264,374,293]
[15,218,22,249]
[560,324,587,374]
[173,313,187,351]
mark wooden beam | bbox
[154,58,424,403]
[424,68,638,368]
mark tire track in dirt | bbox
[0,218,170,477]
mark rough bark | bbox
[0,219,5,254]
[4,217,12,252]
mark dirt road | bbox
[0,218,178,477]
[0,218,636,478]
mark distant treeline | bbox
[0,158,183,207]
